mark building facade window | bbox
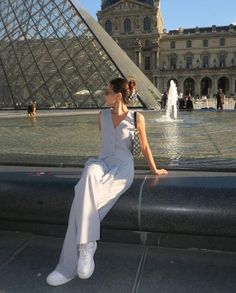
[124,18,131,33]
[186,40,192,48]
[135,51,140,66]
[145,56,151,70]
[202,55,209,68]
[186,56,192,69]
[153,51,158,69]
[154,77,158,87]
[170,56,177,70]
[184,78,195,96]
[231,58,234,66]
[219,54,226,67]
[143,16,151,32]
[105,19,112,34]
[145,39,150,47]
[170,40,176,49]
[220,38,225,46]
[203,39,208,47]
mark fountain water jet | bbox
[165,80,178,120]
[155,80,180,122]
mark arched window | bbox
[124,18,131,33]
[201,77,212,96]
[184,78,195,96]
[218,76,229,94]
[143,17,151,32]
[105,19,112,34]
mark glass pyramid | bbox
[0,0,161,109]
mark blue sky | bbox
[79,0,236,30]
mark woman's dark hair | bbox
[110,77,132,105]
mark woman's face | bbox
[104,84,117,107]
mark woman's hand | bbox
[150,168,168,176]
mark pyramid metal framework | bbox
[0,0,161,109]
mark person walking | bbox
[216,89,224,110]
[46,77,168,286]
[185,96,193,110]
[161,91,168,109]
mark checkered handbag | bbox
[132,112,142,157]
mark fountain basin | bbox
[0,110,235,170]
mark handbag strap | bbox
[134,111,138,128]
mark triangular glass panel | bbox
[0,0,161,110]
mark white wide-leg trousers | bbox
[56,158,134,278]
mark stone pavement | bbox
[1,230,236,293]
[1,165,236,292]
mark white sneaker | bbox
[78,241,97,279]
[46,270,73,286]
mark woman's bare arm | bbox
[137,113,168,176]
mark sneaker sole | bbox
[46,276,73,286]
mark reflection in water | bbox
[28,116,37,126]
[162,122,181,165]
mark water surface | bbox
[0,110,235,170]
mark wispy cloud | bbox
[232,20,236,25]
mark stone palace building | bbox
[97,0,236,97]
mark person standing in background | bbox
[216,89,224,110]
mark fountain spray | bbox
[165,80,178,120]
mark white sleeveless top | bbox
[99,109,135,163]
